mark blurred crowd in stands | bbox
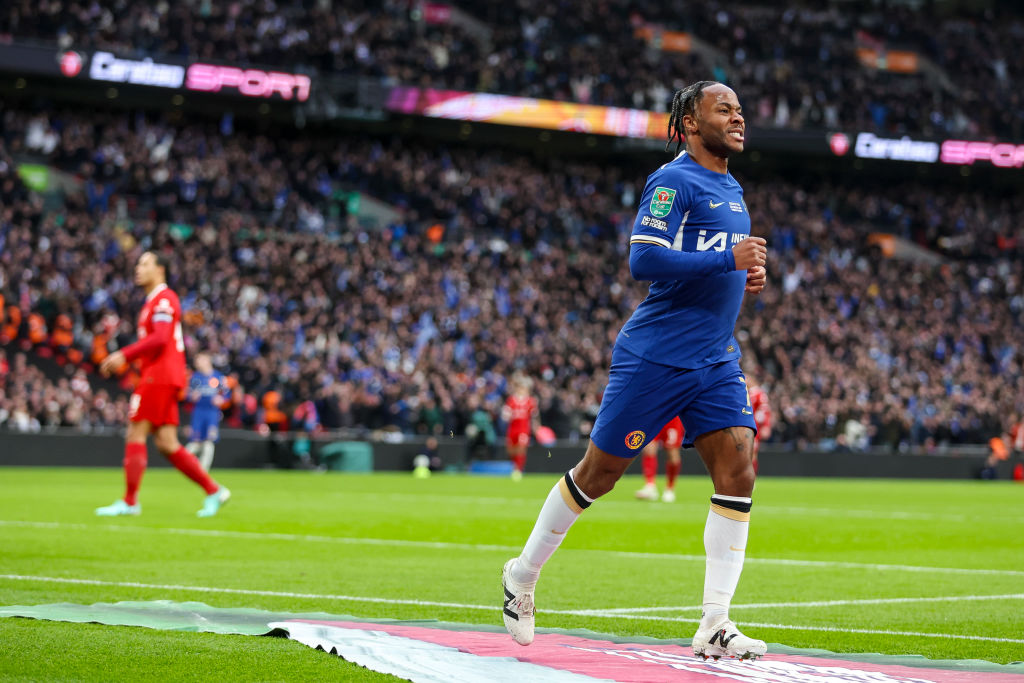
[1,102,1022,454]
[2,1,1022,139]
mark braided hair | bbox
[665,80,719,155]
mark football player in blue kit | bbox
[186,352,230,471]
[502,81,769,660]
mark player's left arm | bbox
[215,373,230,408]
[745,264,767,294]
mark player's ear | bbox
[683,113,699,137]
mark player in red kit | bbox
[635,417,684,502]
[95,251,231,517]
[747,375,772,474]
[503,378,538,481]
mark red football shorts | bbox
[654,417,684,449]
[506,427,531,448]
[129,383,181,426]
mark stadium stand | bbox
[1,99,1021,450]
[2,1,1021,138]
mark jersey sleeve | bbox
[629,167,694,249]
[151,293,176,325]
[121,321,172,362]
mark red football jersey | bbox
[505,395,537,432]
[124,284,186,387]
[1010,421,1024,452]
[749,384,772,434]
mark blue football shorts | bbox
[190,409,221,442]
[590,346,757,458]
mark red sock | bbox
[123,442,147,506]
[512,453,527,473]
[166,445,219,494]
[642,453,657,485]
[666,460,680,489]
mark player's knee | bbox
[717,460,756,496]
[153,432,179,454]
[574,445,630,498]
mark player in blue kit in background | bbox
[186,352,229,471]
[502,81,769,660]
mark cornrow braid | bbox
[665,80,719,155]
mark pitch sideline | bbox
[1,573,1022,645]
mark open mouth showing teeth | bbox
[728,130,745,140]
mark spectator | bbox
[1,1,1020,137]
[0,102,1020,450]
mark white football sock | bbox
[511,468,593,588]
[701,495,751,629]
[199,441,215,471]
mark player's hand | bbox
[745,265,767,294]
[99,350,126,377]
[732,237,767,270]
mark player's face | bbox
[134,251,167,289]
[691,85,744,157]
[195,355,213,374]
[134,252,158,287]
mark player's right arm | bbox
[120,321,172,363]
[627,169,764,281]
[100,317,173,377]
[188,373,202,403]
[631,238,765,281]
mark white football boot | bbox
[501,558,536,645]
[635,483,659,500]
[692,617,767,660]
[95,500,141,516]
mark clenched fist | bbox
[745,265,767,294]
[732,236,767,271]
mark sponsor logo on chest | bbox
[696,230,750,252]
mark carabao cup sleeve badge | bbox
[649,187,676,218]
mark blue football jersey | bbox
[617,152,751,369]
[189,371,228,411]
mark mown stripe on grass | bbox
[2,519,1023,577]
[1,573,1022,645]
[582,593,1024,614]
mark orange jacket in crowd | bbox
[261,390,289,430]
[27,312,47,345]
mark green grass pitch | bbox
[1,466,1022,681]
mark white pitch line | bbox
[582,593,1024,614]
[352,494,979,522]
[2,519,1023,577]
[0,574,488,611]
[759,506,970,523]
[1,573,1022,645]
